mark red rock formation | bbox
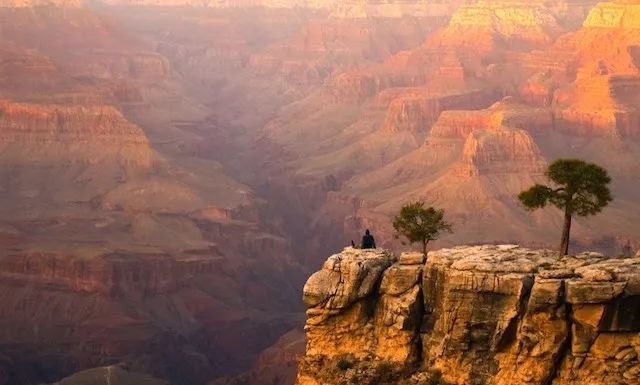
[4,1,640,385]
[100,0,336,7]
[248,13,445,84]
[0,14,305,379]
[0,101,154,164]
[0,0,82,6]
[0,249,303,385]
[455,127,547,176]
[380,87,500,135]
[430,1,565,50]
[548,1,640,137]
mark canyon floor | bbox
[0,0,640,384]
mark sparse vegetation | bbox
[372,361,396,382]
[393,201,453,255]
[337,358,353,371]
[425,370,447,385]
[518,159,612,255]
[415,369,450,385]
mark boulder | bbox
[303,248,394,311]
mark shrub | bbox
[373,361,395,381]
[393,202,453,255]
[337,358,353,371]
[425,370,447,385]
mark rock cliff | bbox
[5,0,640,384]
[297,246,640,385]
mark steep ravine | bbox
[297,246,640,385]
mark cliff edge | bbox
[296,245,640,385]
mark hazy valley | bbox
[0,0,639,384]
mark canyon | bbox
[0,0,639,384]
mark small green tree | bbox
[393,201,453,255]
[518,159,612,256]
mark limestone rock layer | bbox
[297,246,640,385]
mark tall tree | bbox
[518,159,612,255]
[393,201,453,255]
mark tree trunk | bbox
[559,208,572,256]
[422,240,428,256]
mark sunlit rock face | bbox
[548,1,640,139]
[329,0,467,19]
[583,0,640,28]
[297,246,640,385]
[252,0,640,263]
[434,1,565,49]
[299,248,421,367]
[556,1,640,75]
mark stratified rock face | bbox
[432,1,565,50]
[0,0,83,6]
[328,0,466,19]
[99,0,336,8]
[297,246,640,385]
[583,1,640,28]
[0,101,154,165]
[298,248,425,385]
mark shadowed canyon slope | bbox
[0,1,305,384]
[1,0,640,384]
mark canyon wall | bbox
[0,2,309,384]
[0,0,82,6]
[297,246,640,385]
[98,0,336,8]
[0,249,305,385]
[2,0,640,384]
[256,0,640,259]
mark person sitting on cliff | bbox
[361,229,376,249]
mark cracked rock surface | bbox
[296,245,640,385]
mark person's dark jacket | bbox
[361,234,376,249]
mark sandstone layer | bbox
[99,0,336,8]
[0,0,82,6]
[0,3,309,384]
[297,246,640,385]
[255,0,640,261]
[3,0,640,384]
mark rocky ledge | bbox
[296,245,640,385]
